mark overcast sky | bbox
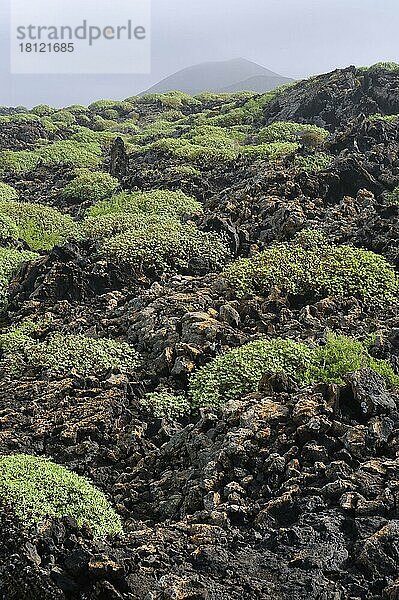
[1,0,398,107]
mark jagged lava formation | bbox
[0,63,399,599]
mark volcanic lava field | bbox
[1,63,399,599]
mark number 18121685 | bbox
[19,43,75,53]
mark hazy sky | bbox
[1,0,398,107]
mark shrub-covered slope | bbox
[0,63,399,599]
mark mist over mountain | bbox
[141,58,293,95]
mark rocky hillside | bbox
[0,63,399,600]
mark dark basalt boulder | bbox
[260,65,399,129]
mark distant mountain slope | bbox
[219,74,292,93]
[141,58,293,95]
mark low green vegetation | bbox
[0,201,78,250]
[182,124,245,149]
[36,140,102,169]
[31,104,56,116]
[81,213,147,240]
[147,138,238,166]
[0,215,19,239]
[69,126,120,146]
[223,230,398,308]
[190,338,313,407]
[0,181,18,201]
[305,334,399,387]
[258,121,329,144]
[0,150,40,176]
[99,217,229,275]
[50,109,77,126]
[0,248,38,310]
[367,62,399,72]
[131,120,181,144]
[293,152,333,172]
[135,91,200,109]
[0,113,41,125]
[88,189,202,219]
[208,93,275,127]
[0,454,122,537]
[190,334,399,408]
[89,99,135,115]
[369,113,399,123]
[241,142,298,160]
[0,327,140,377]
[168,165,202,179]
[141,392,191,419]
[62,170,119,204]
[385,186,399,205]
[0,141,102,176]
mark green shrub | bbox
[50,110,76,126]
[131,120,180,144]
[168,165,202,179]
[141,392,191,419]
[115,119,140,134]
[81,213,149,240]
[100,217,229,275]
[69,126,119,146]
[39,117,60,133]
[223,230,398,308]
[241,142,298,160]
[149,138,238,166]
[0,454,122,537]
[0,181,18,201]
[92,116,119,131]
[160,109,185,122]
[0,247,38,310]
[369,113,399,123]
[180,124,246,153]
[30,104,56,117]
[88,189,202,219]
[36,140,102,168]
[0,150,40,176]
[0,201,78,250]
[190,338,313,407]
[293,152,333,172]
[0,330,139,377]
[367,62,399,72]
[195,91,256,104]
[62,171,119,203]
[0,319,40,354]
[209,93,276,127]
[258,121,329,144]
[0,214,19,239]
[89,100,134,114]
[385,186,399,205]
[137,91,200,109]
[65,104,89,115]
[0,113,41,125]
[190,334,399,408]
[304,333,399,387]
